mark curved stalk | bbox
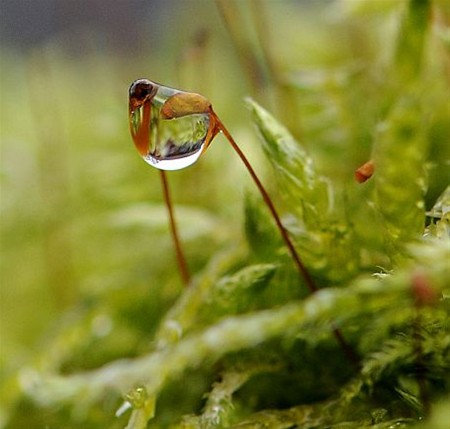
[213,111,358,366]
[214,112,317,294]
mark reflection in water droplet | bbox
[129,80,215,171]
[144,114,210,171]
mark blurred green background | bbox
[1,0,250,363]
[1,0,449,427]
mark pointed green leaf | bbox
[246,99,358,282]
[246,98,331,225]
[205,263,277,316]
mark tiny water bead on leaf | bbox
[128,79,218,171]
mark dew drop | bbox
[125,385,148,409]
[129,79,216,171]
[115,400,132,417]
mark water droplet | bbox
[125,385,148,409]
[115,400,132,417]
[129,79,217,171]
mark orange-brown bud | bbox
[355,160,375,183]
[161,92,211,119]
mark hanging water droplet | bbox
[129,79,217,171]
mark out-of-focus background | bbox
[1,0,449,427]
[1,0,250,357]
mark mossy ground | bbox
[1,1,449,428]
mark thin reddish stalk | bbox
[216,114,359,366]
[217,119,317,294]
[159,170,190,286]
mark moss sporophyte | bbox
[128,79,358,365]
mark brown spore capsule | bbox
[161,92,211,120]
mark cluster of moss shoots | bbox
[9,2,448,427]
[123,78,449,428]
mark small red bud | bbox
[411,271,440,307]
[355,160,375,183]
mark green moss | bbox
[1,1,449,428]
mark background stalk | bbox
[159,170,190,286]
[215,0,267,95]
